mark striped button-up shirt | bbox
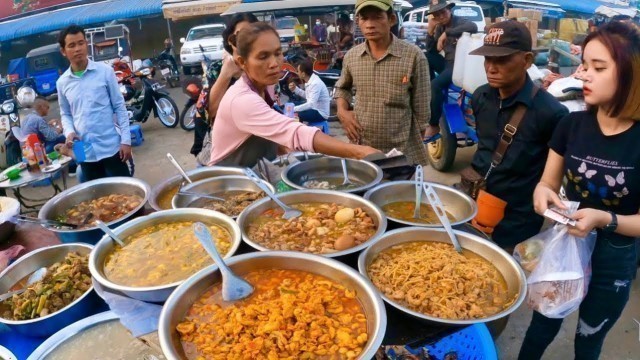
[334,35,431,165]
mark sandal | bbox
[423,133,442,144]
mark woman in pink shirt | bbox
[209,22,379,167]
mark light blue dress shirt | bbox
[57,60,131,162]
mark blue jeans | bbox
[518,232,638,360]
[297,109,326,124]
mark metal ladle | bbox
[244,168,302,220]
[0,267,47,302]
[341,158,354,187]
[166,153,192,184]
[95,220,126,247]
[413,165,424,219]
[423,183,463,254]
[193,222,254,302]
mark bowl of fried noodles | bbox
[159,251,387,360]
[358,227,526,325]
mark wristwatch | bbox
[602,211,618,233]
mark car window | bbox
[276,18,298,29]
[453,6,483,22]
[187,27,224,41]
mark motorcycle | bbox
[115,64,180,128]
[0,78,36,166]
[179,45,216,131]
[152,48,180,88]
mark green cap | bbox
[355,0,394,14]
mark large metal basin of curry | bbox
[158,251,387,360]
[237,189,387,257]
[282,157,383,194]
[364,181,477,228]
[38,177,150,244]
[149,166,245,211]
[358,227,527,325]
[89,209,242,303]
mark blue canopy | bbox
[480,0,634,16]
[0,0,162,42]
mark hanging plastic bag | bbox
[513,226,553,272]
[525,203,597,319]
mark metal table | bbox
[0,161,71,213]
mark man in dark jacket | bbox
[424,0,477,142]
[468,21,569,250]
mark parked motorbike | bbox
[152,47,180,88]
[1,78,36,166]
[115,64,179,128]
[179,45,216,131]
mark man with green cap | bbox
[334,0,431,165]
[424,0,477,143]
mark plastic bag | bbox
[526,222,596,318]
[513,226,553,272]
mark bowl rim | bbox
[158,250,388,360]
[281,156,384,193]
[357,226,527,325]
[363,180,478,227]
[89,209,242,294]
[27,311,117,360]
[0,243,95,326]
[236,189,388,258]
[37,177,151,233]
[170,175,276,214]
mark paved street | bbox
[17,85,640,359]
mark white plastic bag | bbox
[513,226,553,272]
[526,221,596,319]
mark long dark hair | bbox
[583,21,640,119]
[222,13,259,54]
[235,22,280,58]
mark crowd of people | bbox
[18,0,637,357]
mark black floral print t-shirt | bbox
[549,111,640,216]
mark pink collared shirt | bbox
[209,76,319,165]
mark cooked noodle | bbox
[367,241,516,320]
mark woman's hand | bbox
[533,182,566,215]
[219,55,242,80]
[354,145,381,159]
[569,208,610,238]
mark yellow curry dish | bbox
[368,241,516,320]
[59,194,143,229]
[246,202,376,254]
[381,202,455,225]
[103,221,232,287]
[177,269,368,360]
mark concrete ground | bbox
[15,86,640,359]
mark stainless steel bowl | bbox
[38,177,150,244]
[358,227,527,325]
[171,175,275,218]
[271,151,324,167]
[0,243,98,337]
[237,189,387,257]
[364,181,477,227]
[282,157,383,194]
[149,166,245,211]
[90,209,242,303]
[158,251,387,360]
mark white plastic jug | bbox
[452,32,472,87]
[462,33,488,93]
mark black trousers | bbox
[518,233,637,360]
[426,51,454,127]
[81,152,131,182]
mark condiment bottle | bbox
[33,142,46,169]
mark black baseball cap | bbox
[469,20,533,57]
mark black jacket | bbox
[426,15,478,63]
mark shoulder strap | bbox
[491,86,540,168]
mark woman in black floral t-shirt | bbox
[519,22,640,359]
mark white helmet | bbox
[16,86,36,108]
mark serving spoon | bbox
[244,168,302,220]
[166,153,193,184]
[176,190,225,202]
[413,165,424,220]
[193,222,254,302]
[422,183,463,254]
[0,267,47,302]
[340,158,354,187]
[95,220,126,247]
[13,215,78,229]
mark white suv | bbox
[179,24,225,75]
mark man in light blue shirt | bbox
[288,59,331,124]
[22,97,65,153]
[56,25,132,182]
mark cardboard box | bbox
[508,8,524,18]
[520,20,539,47]
[558,18,589,42]
[524,9,543,21]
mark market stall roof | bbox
[0,0,162,42]
[162,0,242,20]
[221,0,411,16]
[494,0,636,16]
[507,0,565,18]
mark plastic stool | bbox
[129,124,144,146]
[308,121,329,134]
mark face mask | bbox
[316,21,321,25]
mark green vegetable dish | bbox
[0,252,91,321]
